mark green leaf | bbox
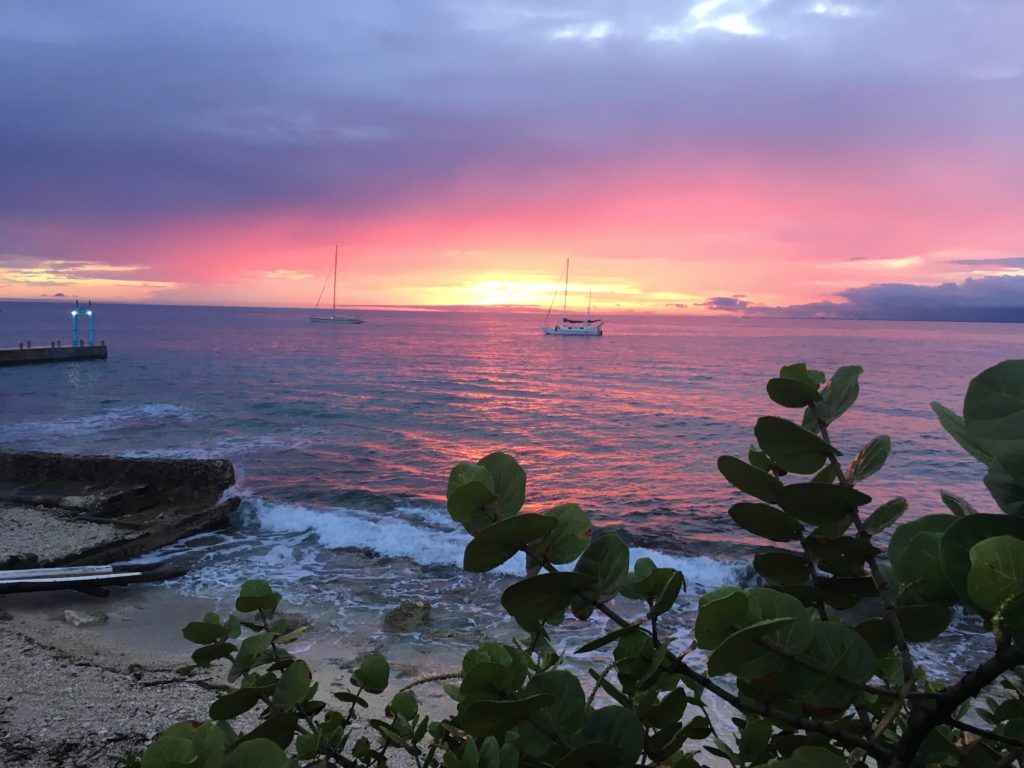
[846,435,891,484]
[295,732,319,760]
[968,536,1024,616]
[769,745,847,768]
[790,621,876,714]
[767,377,822,408]
[520,671,585,751]
[389,690,418,720]
[650,569,685,616]
[694,587,748,649]
[460,694,556,737]
[729,502,803,542]
[804,366,863,430]
[192,642,236,667]
[464,514,558,573]
[964,360,1024,482]
[478,452,527,518]
[863,497,908,534]
[931,401,993,464]
[776,483,871,525]
[273,660,311,708]
[210,688,262,720]
[141,735,197,768]
[753,549,812,585]
[939,490,978,517]
[717,456,783,503]
[781,363,825,388]
[985,462,1024,516]
[182,620,228,645]
[754,416,835,475]
[939,513,1024,612]
[501,572,596,623]
[707,617,797,677]
[224,738,288,768]
[448,480,498,535]
[448,461,494,498]
[528,504,593,575]
[891,523,958,604]
[574,535,629,601]
[898,604,953,642]
[577,707,644,768]
[352,655,390,694]
[236,580,281,614]
[242,713,298,750]
[553,744,618,768]
[716,588,812,680]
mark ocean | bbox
[1,301,1021,671]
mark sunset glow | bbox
[2,1,1022,319]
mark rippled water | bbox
[1,301,1021,665]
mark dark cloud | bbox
[728,275,1024,322]
[702,296,753,311]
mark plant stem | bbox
[811,406,917,689]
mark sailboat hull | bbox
[310,315,365,324]
[542,324,603,336]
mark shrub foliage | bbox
[142,361,1024,767]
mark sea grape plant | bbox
[142,360,1024,767]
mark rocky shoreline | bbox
[0,450,239,569]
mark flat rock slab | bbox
[0,450,240,568]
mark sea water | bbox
[1,301,1021,675]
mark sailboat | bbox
[310,246,364,324]
[541,258,604,336]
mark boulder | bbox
[382,600,431,632]
[63,609,108,627]
[271,612,312,633]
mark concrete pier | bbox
[0,343,108,366]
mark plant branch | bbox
[949,717,1024,749]
[811,405,917,689]
[891,640,1024,767]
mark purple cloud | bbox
[702,296,753,311]
[724,275,1024,322]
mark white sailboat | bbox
[541,258,604,336]
[310,246,364,324]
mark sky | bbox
[1,0,1023,318]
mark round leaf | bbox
[729,502,803,542]
[352,655,390,694]
[479,452,527,518]
[501,572,596,623]
[964,360,1024,483]
[767,377,822,408]
[754,417,835,475]
[718,456,783,502]
[464,514,558,572]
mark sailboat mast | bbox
[332,245,338,317]
[563,258,569,318]
[587,290,592,321]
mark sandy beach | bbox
[0,585,450,768]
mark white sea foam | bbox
[244,497,741,587]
